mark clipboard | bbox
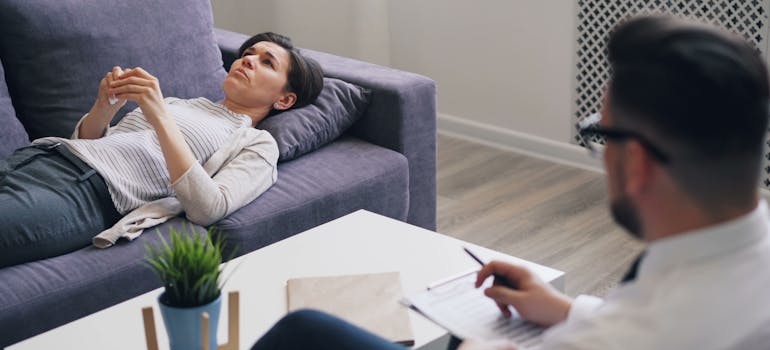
[402,269,545,348]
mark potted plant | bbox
[146,226,226,350]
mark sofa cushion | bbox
[0,0,226,140]
[259,78,371,162]
[0,218,206,347]
[215,136,409,256]
[0,60,29,159]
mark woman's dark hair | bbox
[238,32,324,110]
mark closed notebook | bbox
[286,271,415,346]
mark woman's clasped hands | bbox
[104,66,169,126]
[92,66,127,116]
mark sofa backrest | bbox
[0,58,29,158]
[0,0,227,140]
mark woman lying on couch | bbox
[0,32,323,268]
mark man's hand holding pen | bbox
[472,257,573,327]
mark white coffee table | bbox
[9,210,564,350]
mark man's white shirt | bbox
[538,200,770,349]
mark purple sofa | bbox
[0,0,435,346]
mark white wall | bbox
[388,1,577,143]
[212,1,586,163]
[212,0,391,66]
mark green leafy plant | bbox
[145,226,226,308]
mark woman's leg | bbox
[251,309,407,350]
[0,146,120,267]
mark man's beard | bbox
[610,195,643,239]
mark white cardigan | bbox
[72,119,279,248]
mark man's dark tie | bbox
[621,253,644,283]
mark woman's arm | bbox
[78,66,128,139]
[108,67,278,225]
[171,129,279,225]
[107,67,197,183]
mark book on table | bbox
[286,271,415,346]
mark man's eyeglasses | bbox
[577,114,670,164]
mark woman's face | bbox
[223,41,294,111]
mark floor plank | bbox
[436,133,644,297]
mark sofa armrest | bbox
[214,28,247,71]
[303,50,437,231]
[214,28,437,230]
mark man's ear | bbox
[624,140,654,196]
[273,92,297,111]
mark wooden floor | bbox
[436,133,644,297]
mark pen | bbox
[463,247,515,288]
[463,247,486,266]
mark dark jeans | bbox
[251,309,406,350]
[0,144,120,267]
[251,309,463,350]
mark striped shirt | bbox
[36,97,252,214]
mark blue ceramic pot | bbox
[158,293,221,350]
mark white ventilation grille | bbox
[574,0,770,187]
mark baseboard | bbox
[437,113,603,173]
[437,113,770,203]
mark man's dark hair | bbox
[238,32,324,110]
[607,15,770,209]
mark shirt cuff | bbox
[567,294,604,323]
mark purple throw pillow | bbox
[258,78,371,161]
[0,0,226,140]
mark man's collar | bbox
[640,200,769,276]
